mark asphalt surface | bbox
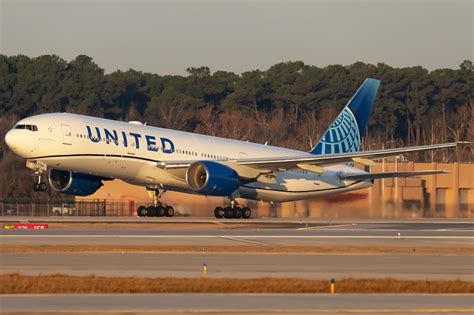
[1,219,473,314]
[2,251,473,279]
[1,220,473,280]
[3,216,474,223]
[1,220,473,247]
[1,293,473,314]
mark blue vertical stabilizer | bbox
[309,78,380,155]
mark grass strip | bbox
[1,273,473,294]
[1,245,473,254]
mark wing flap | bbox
[339,170,448,180]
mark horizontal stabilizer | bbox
[339,170,448,180]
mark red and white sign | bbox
[4,223,48,229]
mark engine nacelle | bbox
[186,161,239,196]
[48,169,104,196]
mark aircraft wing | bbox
[338,170,447,180]
[160,142,461,172]
[234,142,461,170]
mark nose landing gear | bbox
[33,180,48,192]
[27,160,48,192]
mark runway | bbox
[1,219,473,314]
[1,293,473,314]
[1,220,473,247]
[2,251,473,279]
[2,220,473,280]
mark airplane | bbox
[4,78,461,219]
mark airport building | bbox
[78,162,474,218]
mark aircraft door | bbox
[61,124,72,145]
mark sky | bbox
[0,0,472,75]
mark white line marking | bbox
[437,228,474,232]
[1,235,473,239]
[218,236,270,246]
[296,224,356,230]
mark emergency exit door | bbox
[61,124,72,145]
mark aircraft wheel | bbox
[146,206,156,217]
[165,206,174,217]
[39,182,48,192]
[137,206,146,217]
[214,207,224,219]
[156,205,165,217]
[224,207,233,219]
[233,207,242,219]
[242,207,251,219]
[33,182,40,192]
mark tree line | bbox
[0,54,472,199]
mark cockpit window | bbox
[15,124,38,132]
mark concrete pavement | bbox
[1,293,473,314]
[2,251,473,280]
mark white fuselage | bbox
[5,113,371,202]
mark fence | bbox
[0,199,133,216]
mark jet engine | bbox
[186,161,239,196]
[48,169,104,196]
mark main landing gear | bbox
[214,200,251,219]
[136,188,175,217]
[137,204,174,217]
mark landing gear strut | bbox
[214,199,251,219]
[33,179,48,192]
[28,161,48,192]
[136,188,175,217]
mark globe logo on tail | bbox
[315,107,360,154]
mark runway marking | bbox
[285,228,474,232]
[296,224,356,230]
[1,235,474,239]
[0,308,471,314]
[218,236,270,246]
[437,228,474,232]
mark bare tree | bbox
[194,104,219,136]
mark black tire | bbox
[224,207,233,219]
[39,182,48,192]
[233,207,242,219]
[137,206,146,217]
[146,206,156,217]
[214,207,224,219]
[156,205,165,217]
[33,183,39,192]
[242,207,251,219]
[165,206,174,217]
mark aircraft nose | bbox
[5,129,18,150]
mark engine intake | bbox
[48,169,104,196]
[186,161,239,196]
